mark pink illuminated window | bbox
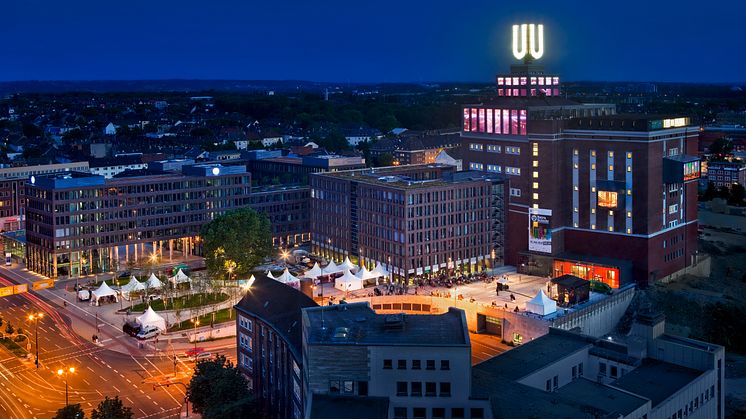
[553,88,560,96]
[497,77,504,85]
[494,109,501,134]
[545,77,552,85]
[505,78,512,86]
[530,88,536,96]
[470,108,478,132]
[545,89,552,97]
[520,89,527,96]
[520,110,527,135]
[530,77,536,85]
[487,109,494,134]
[511,110,519,135]
[478,108,486,132]
[512,77,519,86]
[538,77,544,86]
[498,89,504,96]
[520,77,527,86]
[553,77,559,85]
[513,89,519,96]
[502,110,510,135]
[463,109,470,131]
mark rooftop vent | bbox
[383,313,405,330]
[332,327,350,340]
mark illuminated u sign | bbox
[512,23,544,60]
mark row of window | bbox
[668,386,716,419]
[497,76,559,86]
[396,381,451,397]
[384,359,450,370]
[393,407,484,419]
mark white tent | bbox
[145,273,164,290]
[340,256,357,272]
[372,262,390,278]
[136,307,166,332]
[497,276,510,285]
[90,281,118,306]
[525,290,557,316]
[275,268,301,289]
[355,266,378,281]
[322,260,342,275]
[120,277,146,300]
[303,262,323,279]
[266,270,276,279]
[169,269,191,285]
[335,269,364,292]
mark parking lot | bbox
[470,332,510,365]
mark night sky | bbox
[2,0,744,83]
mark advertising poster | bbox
[528,208,552,253]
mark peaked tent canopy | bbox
[169,269,191,285]
[497,276,510,285]
[136,307,166,331]
[371,262,390,278]
[322,260,342,275]
[525,290,557,316]
[303,262,323,279]
[275,268,301,289]
[266,270,276,279]
[120,277,146,300]
[340,256,357,272]
[91,281,118,306]
[356,266,377,281]
[145,273,164,289]
[335,269,364,292]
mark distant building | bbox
[245,152,366,186]
[706,160,746,189]
[89,154,146,178]
[89,143,112,159]
[341,127,383,146]
[262,136,283,147]
[104,122,117,135]
[371,133,461,166]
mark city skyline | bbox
[2,0,745,83]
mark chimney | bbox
[630,311,666,344]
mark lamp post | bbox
[192,319,200,350]
[28,312,43,369]
[57,366,75,406]
[387,256,392,285]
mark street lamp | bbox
[57,366,75,407]
[28,312,43,369]
[192,319,200,350]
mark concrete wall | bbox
[553,285,636,337]
[305,344,370,394]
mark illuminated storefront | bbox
[553,259,620,289]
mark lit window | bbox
[533,193,539,200]
[598,191,618,208]
[532,160,538,167]
[591,150,596,157]
[608,151,614,157]
[626,152,632,159]
[591,187,596,192]
[591,164,596,170]
[627,211,632,218]
[574,223,579,228]
[573,149,578,155]
[532,171,539,178]
[591,208,596,214]
[533,204,539,209]
[609,210,614,216]
[627,228,632,234]
[573,207,578,213]
[627,189,632,195]
[533,182,539,189]
[591,224,596,230]
[627,166,632,172]
[608,226,613,232]
[608,165,614,171]
[573,163,579,169]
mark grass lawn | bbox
[0,337,28,357]
[169,308,234,331]
[129,292,229,312]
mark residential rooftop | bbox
[611,359,703,407]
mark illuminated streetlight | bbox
[28,312,44,369]
[192,319,200,351]
[57,366,75,406]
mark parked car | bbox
[136,325,160,340]
[77,289,91,302]
[123,320,141,337]
[192,352,213,362]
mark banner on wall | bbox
[528,208,552,253]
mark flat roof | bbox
[309,394,389,419]
[611,359,703,407]
[556,378,649,416]
[304,303,469,347]
[318,165,502,189]
[472,328,593,381]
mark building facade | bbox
[250,185,311,247]
[706,160,745,189]
[24,164,251,278]
[310,165,506,282]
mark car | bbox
[118,271,132,279]
[136,326,160,340]
[192,352,213,362]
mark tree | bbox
[376,152,395,167]
[187,355,257,418]
[701,181,717,201]
[90,396,133,419]
[202,208,272,280]
[318,130,350,152]
[729,183,746,206]
[709,137,733,158]
[53,404,85,419]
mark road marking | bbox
[113,385,120,393]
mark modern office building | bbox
[244,150,366,186]
[461,24,700,287]
[234,275,318,419]
[0,161,90,231]
[310,164,506,282]
[24,164,251,278]
[250,185,311,247]
[706,160,745,189]
[473,313,724,419]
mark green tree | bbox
[709,137,733,158]
[53,404,85,419]
[729,183,746,206]
[187,355,257,418]
[202,208,272,280]
[318,130,350,152]
[375,152,395,167]
[90,396,133,419]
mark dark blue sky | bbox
[2,0,744,83]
